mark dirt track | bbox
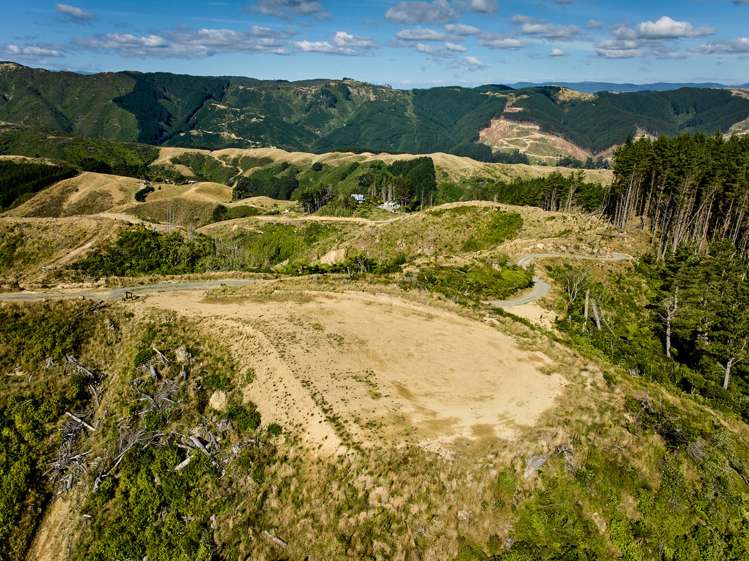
[490,251,633,308]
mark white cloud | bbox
[77,27,293,57]
[693,37,749,54]
[444,23,480,35]
[469,0,496,14]
[386,0,457,24]
[445,41,467,52]
[414,42,436,54]
[396,28,450,41]
[464,55,485,68]
[550,47,565,56]
[255,0,325,18]
[636,16,713,40]
[586,19,603,29]
[332,31,375,49]
[56,3,94,22]
[596,39,642,59]
[4,43,64,58]
[512,15,580,40]
[480,34,526,49]
[294,31,375,55]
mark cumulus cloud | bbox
[550,47,565,56]
[445,41,467,52]
[77,27,293,57]
[386,0,457,24]
[596,39,642,59]
[289,31,377,55]
[636,16,713,39]
[444,23,480,35]
[469,0,496,14]
[254,0,325,19]
[332,31,376,49]
[385,0,498,24]
[480,33,526,49]
[4,43,64,58]
[56,3,94,22]
[693,37,749,54]
[594,15,715,60]
[512,15,580,40]
[464,55,485,68]
[396,28,451,41]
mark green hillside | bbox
[2,64,749,161]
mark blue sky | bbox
[2,1,748,87]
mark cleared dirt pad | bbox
[145,288,566,453]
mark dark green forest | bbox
[0,160,76,210]
[440,171,607,212]
[607,134,749,257]
[557,134,749,421]
[3,64,749,157]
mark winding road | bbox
[488,252,633,309]
[0,252,633,305]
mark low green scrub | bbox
[172,153,237,184]
[283,253,407,276]
[69,313,279,561]
[229,222,339,270]
[233,163,300,200]
[71,223,344,277]
[408,260,533,303]
[460,210,523,252]
[0,160,77,210]
[463,393,749,560]
[72,228,216,277]
[211,204,262,222]
[0,302,104,560]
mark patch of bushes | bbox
[134,183,154,202]
[72,228,216,277]
[172,153,237,184]
[0,302,102,560]
[211,204,262,222]
[283,253,407,276]
[409,261,533,303]
[225,403,261,432]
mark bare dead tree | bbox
[722,339,748,391]
[659,288,679,359]
[591,300,602,331]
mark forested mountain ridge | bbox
[2,62,749,163]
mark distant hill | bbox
[509,81,741,93]
[2,62,749,163]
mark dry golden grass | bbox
[0,216,126,286]
[154,146,614,185]
[6,172,143,218]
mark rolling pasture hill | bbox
[2,63,749,164]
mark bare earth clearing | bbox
[144,288,566,454]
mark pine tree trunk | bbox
[723,358,735,391]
